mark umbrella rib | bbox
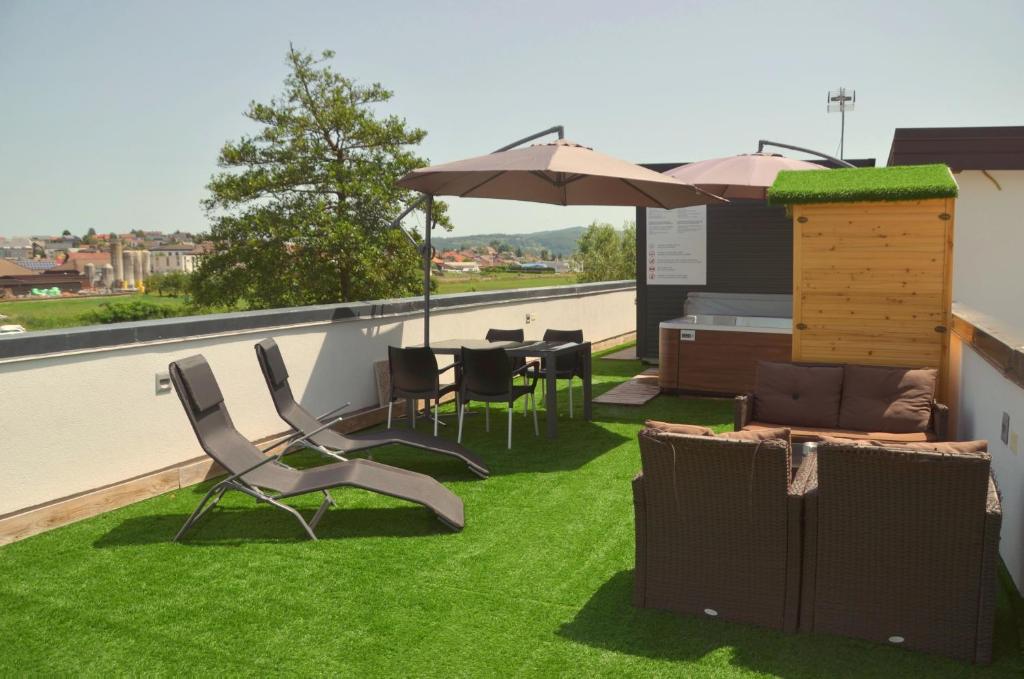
[459,171,507,197]
[621,179,669,210]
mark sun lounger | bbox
[169,354,464,540]
[255,339,489,479]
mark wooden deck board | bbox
[593,369,660,406]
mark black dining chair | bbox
[387,346,458,436]
[537,329,584,418]
[457,346,539,450]
[485,328,528,390]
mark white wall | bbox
[949,169,1024,591]
[954,337,1024,590]
[0,286,635,516]
[952,170,1024,338]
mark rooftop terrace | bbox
[1,346,1020,676]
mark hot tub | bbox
[659,294,793,395]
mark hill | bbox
[431,226,585,257]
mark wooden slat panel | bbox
[792,198,953,398]
[675,330,792,395]
[659,327,678,389]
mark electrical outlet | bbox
[525,313,534,324]
[155,371,172,395]
[1001,412,1010,445]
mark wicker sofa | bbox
[796,441,1001,664]
[735,361,948,443]
[633,427,802,632]
[633,427,1001,664]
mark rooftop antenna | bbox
[827,87,856,159]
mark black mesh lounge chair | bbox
[537,328,584,418]
[255,339,489,479]
[387,346,458,436]
[457,346,539,450]
[169,354,464,541]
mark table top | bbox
[417,338,589,356]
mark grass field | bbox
[0,345,1020,677]
[1,274,579,332]
[0,295,189,331]
[435,271,577,294]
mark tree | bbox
[540,248,550,261]
[82,227,97,245]
[514,246,523,258]
[145,270,191,297]
[61,229,72,238]
[192,46,448,310]
[572,220,636,282]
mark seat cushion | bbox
[838,365,937,433]
[753,361,844,428]
[717,427,790,443]
[644,420,715,436]
[743,421,936,443]
[818,435,988,455]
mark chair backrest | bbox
[169,355,287,490]
[461,346,512,397]
[809,442,994,660]
[543,328,584,373]
[388,346,440,397]
[486,328,524,342]
[254,338,324,435]
[636,429,795,628]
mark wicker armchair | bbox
[798,444,1002,664]
[633,429,802,632]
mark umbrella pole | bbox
[423,193,433,346]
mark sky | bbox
[1,0,1022,238]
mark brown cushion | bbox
[743,421,936,444]
[819,435,988,455]
[838,365,937,433]
[644,420,715,436]
[718,427,790,443]
[753,361,844,428]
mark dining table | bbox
[416,338,592,439]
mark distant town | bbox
[0,226,589,334]
[0,230,212,298]
[0,225,583,299]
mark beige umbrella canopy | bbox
[664,152,823,200]
[398,139,725,209]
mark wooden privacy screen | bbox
[791,198,955,399]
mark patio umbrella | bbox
[394,133,726,345]
[663,152,823,200]
[398,138,724,209]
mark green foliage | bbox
[572,220,636,283]
[193,46,449,310]
[433,226,585,258]
[85,299,189,324]
[144,271,192,297]
[768,164,959,205]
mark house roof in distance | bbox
[767,164,959,205]
[0,259,36,276]
[888,126,1024,171]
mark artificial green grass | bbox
[0,345,1020,677]
[768,163,959,205]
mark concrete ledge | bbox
[0,280,635,362]
[952,307,1024,391]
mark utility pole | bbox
[827,87,856,159]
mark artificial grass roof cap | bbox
[767,163,958,205]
